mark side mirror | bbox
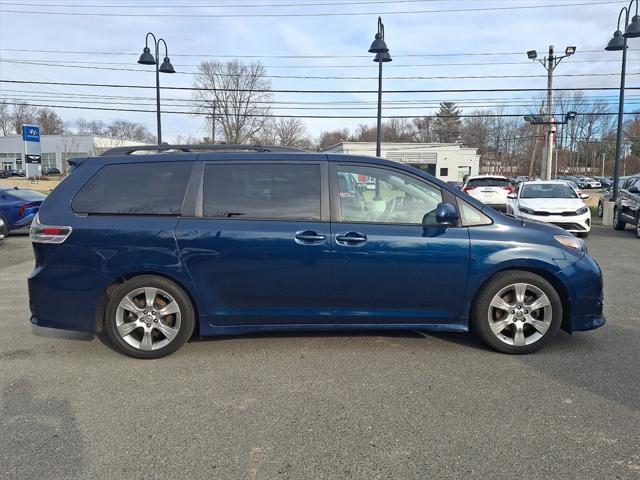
[629,187,639,194]
[580,193,590,200]
[507,192,517,199]
[433,202,459,226]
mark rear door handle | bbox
[295,230,326,244]
[335,232,367,245]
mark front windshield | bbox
[520,183,577,199]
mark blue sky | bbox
[0,0,639,142]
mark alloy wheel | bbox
[487,283,552,347]
[115,287,182,351]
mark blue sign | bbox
[22,125,40,142]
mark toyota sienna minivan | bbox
[28,145,605,358]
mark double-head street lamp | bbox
[605,0,640,200]
[526,46,576,180]
[138,32,175,145]
[368,16,392,158]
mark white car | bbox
[507,181,591,237]
[462,175,513,212]
[577,177,601,189]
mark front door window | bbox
[336,165,442,225]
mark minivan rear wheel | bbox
[471,271,562,354]
[104,276,195,359]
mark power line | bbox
[0,57,633,69]
[1,59,635,80]
[0,2,626,17]
[3,79,639,94]
[0,0,479,7]
[4,93,637,111]
[4,88,636,108]
[2,100,634,119]
[0,47,630,59]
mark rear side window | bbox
[72,162,193,215]
[203,163,321,220]
[467,178,510,187]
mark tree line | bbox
[1,58,639,175]
[0,103,157,143]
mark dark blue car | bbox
[0,187,46,237]
[28,145,605,358]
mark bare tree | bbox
[11,103,36,133]
[0,101,12,135]
[411,117,436,143]
[316,128,350,150]
[35,108,66,135]
[193,60,272,144]
[105,120,156,143]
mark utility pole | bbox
[528,101,545,178]
[601,152,606,176]
[544,46,554,181]
[526,45,575,180]
[209,102,216,143]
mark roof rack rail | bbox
[99,144,308,156]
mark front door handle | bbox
[295,230,326,244]
[335,232,367,245]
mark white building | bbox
[0,134,147,172]
[321,142,480,183]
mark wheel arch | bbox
[468,266,572,333]
[95,271,202,336]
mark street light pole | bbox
[605,0,640,200]
[368,17,391,158]
[138,32,176,145]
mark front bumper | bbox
[520,211,591,233]
[557,253,606,332]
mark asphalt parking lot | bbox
[0,225,639,480]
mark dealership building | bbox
[0,134,146,172]
[321,142,480,182]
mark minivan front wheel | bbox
[472,271,562,354]
[104,276,195,358]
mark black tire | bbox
[613,207,626,231]
[471,271,563,354]
[577,231,589,238]
[103,275,195,359]
[597,201,603,218]
[635,213,640,239]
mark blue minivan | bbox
[28,145,605,358]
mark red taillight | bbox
[18,202,38,218]
[462,186,476,193]
[502,186,514,193]
[30,214,72,244]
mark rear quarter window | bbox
[72,161,193,215]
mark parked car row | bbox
[555,175,603,189]
[461,175,591,237]
[0,169,26,178]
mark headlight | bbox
[519,207,535,215]
[576,206,589,215]
[555,235,585,252]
